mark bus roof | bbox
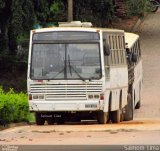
[125,32,139,48]
[32,27,124,34]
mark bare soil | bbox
[110,16,139,31]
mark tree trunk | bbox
[68,0,73,22]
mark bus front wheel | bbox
[35,113,45,125]
[135,101,141,109]
[97,111,108,124]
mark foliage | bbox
[0,86,30,123]
[33,0,49,24]
[125,0,150,17]
[49,1,65,21]
[0,0,12,52]
[74,0,114,27]
[8,0,35,54]
[0,0,5,10]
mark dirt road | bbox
[0,120,160,145]
[134,10,160,119]
[1,11,160,146]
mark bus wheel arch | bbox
[123,93,133,121]
[97,92,111,124]
[110,90,122,123]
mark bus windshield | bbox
[30,43,102,80]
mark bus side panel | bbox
[103,90,110,112]
[121,87,128,108]
[133,59,143,107]
[110,66,128,111]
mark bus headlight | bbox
[88,94,100,99]
[94,95,99,99]
[33,95,38,99]
[32,95,44,100]
[88,95,93,99]
[39,95,44,99]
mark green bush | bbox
[125,0,150,17]
[0,86,31,123]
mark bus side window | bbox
[138,40,141,58]
[136,41,139,61]
[126,48,132,64]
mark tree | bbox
[7,0,35,55]
[0,0,12,52]
[22,0,35,32]
[73,0,114,27]
[8,0,23,54]
[33,0,50,26]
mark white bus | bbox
[27,23,142,125]
[125,32,142,110]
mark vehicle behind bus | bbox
[27,24,142,125]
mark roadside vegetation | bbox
[0,87,33,124]
[125,0,150,17]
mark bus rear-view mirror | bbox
[132,53,137,63]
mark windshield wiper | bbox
[88,77,95,81]
[68,55,85,81]
[52,58,66,79]
[51,67,64,79]
[71,66,85,81]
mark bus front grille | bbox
[29,83,102,101]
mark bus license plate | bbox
[85,104,97,108]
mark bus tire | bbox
[123,94,133,121]
[35,113,45,125]
[46,118,54,125]
[110,110,121,123]
[55,114,65,124]
[135,86,141,109]
[135,101,141,109]
[97,111,108,124]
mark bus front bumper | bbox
[29,100,101,112]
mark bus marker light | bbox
[29,94,32,100]
[100,94,104,100]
